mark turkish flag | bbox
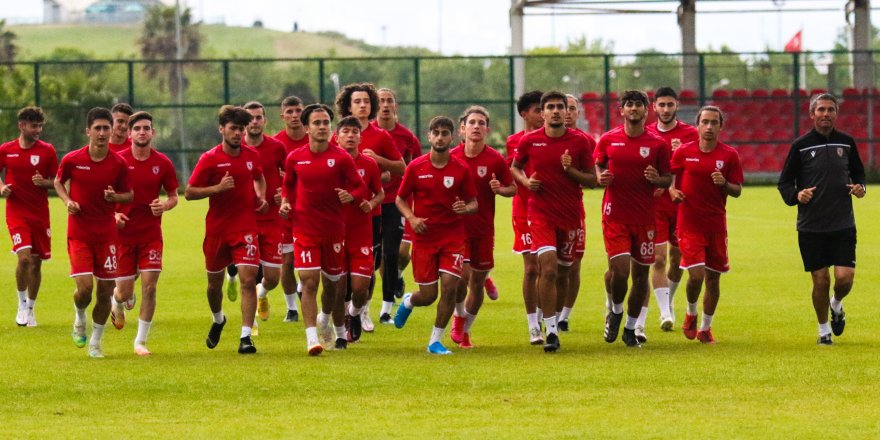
[784,30,802,53]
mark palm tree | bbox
[138,5,201,97]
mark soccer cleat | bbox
[206,317,226,349]
[660,315,674,332]
[307,341,324,356]
[348,314,362,342]
[124,292,136,311]
[543,332,560,353]
[696,328,715,344]
[225,275,239,302]
[682,314,698,340]
[334,337,348,350]
[257,296,270,321]
[830,306,846,336]
[558,319,570,332]
[110,306,125,330]
[458,332,474,349]
[393,294,413,329]
[72,322,87,348]
[427,341,453,355]
[316,314,335,346]
[604,311,623,343]
[88,344,105,358]
[238,336,257,354]
[817,334,833,345]
[622,328,641,347]
[635,325,647,344]
[485,277,499,300]
[395,276,405,299]
[16,306,27,326]
[26,308,37,327]
[529,327,544,345]
[378,313,392,325]
[362,304,374,332]
[284,309,299,323]
[450,315,466,344]
[134,344,152,356]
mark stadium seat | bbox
[712,89,730,99]
[751,88,770,98]
[809,88,827,97]
[842,87,860,98]
[679,89,698,104]
[770,89,789,97]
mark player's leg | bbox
[536,250,561,352]
[71,274,94,348]
[395,242,447,329]
[696,269,720,344]
[605,255,630,341]
[24,255,42,326]
[225,263,239,302]
[559,256,581,332]
[298,269,323,355]
[667,244,684,319]
[111,276,135,330]
[134,270,160,355]
[811,268,832,339]
[256,229,283,321]
[827,227,857,338]
[13,246,33,326]
[88,277,115,357]
[522,252,541,343]
[280,251,300,322]
[450,261,471,344]
[236,264,259,354]
[426,272,460,354]
[460,268,489,348]
[650,242,673,331]
[683,265,705,340]
[623,261,650,347]
[205,269,227,348]
[111,243,140,330]
[320,272,348,350]
[381,203,404,300]
[347,272,371,342]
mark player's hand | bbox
[669,187,685,203]
[561,149,572,171]
[380,171,392,183]
[103,185,117,202]
[336,188,354,204]
[527,172,541,192]
[66,200,81,215]
[149,198,166,216]
[278,202,291,219]
[409,216,428,234]
[644,165,660,184]
[0,183,10,197]
[847,184,866,199]
[115,212,130,228]
[255,198,268,213]
[216,172,234,193]
[598,169,614,186]
[359,199,373,213]
[653,188,665,198]
[362,149,378,160]
[273,187,282,205]
[32,172,48,186]
[711,169,726,186]
[452,196,468,214]
[671,138,682,150]
[489,173,502,193]
[797,186,817,204]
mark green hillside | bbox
[10,23,371,60]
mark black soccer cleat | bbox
[622,328,642,348]
[558,319,570,332]
[238,336,257,354]
[206,317,226,349]
[379,313,393,325]
[348,314,362,342]
[335,337,348,350]
[830,306,846,336]
[284,309,299,323]
[604,311,623,343]
[543,332,560,353]
[817,334,833,345]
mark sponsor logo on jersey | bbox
[686,158,700,162]
[611,142,625,147]
[477,166,487,178]
[327,159,335,168]
[443,176,454,188]
[76,165,91,170]
[6,153,19,157]
[152,166,160,175]
[532,143,547,147]
[358,169,365,177]
[837,147,844,157]
[360,247,370,256]
[715,160,724,169]
[639,147,649,158]
[418,174,433,179]
[30,155,39,166]
[297,161,311,165]
[217,163,231,168]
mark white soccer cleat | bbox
[361,305,374,333]
[15,306,27,326]
[529,326,544,345]
[124,292,137,311]
[26,308,37,327]
[317,313,335,346]
[134,344,152,356]
[660,314,674,331]
[88,344,105,359]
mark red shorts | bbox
[602,221,656,266]
[202,231,260,273]
[117,241,163,278]
[411,239,465,285]
[258,222,283,268]
[574,218,586,258]
[463,235,494,271]
[293,232,345,279]
[7,217,51,260]
[679,230,730,273]
[67,238,119,280]
[401,217,413,244]
[281,218,294,254]
[345,240,374,278]
[529,218,577,266]
[512,216,532,254]
[655,209,679,247]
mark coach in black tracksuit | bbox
[778,92,866,345]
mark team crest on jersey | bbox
[639,147,649,158]
[443,176,454,188]
[30,155,39,166]
[358,169,365,177]
[333,243,342,253]
[152,165,160,175]
[246,161,253,170]
[245,234,254,244]
[647,230,655,240]
[837,147,844,157]
[360,247,370,256]
[327,159,336,168]
[715,160,724,170]
[109,245,117,255]
[477,166,487,178]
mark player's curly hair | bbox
[17,106,45,123]
[217,105,253,126]
[335,82,379,120]
[516,90,543,115]
[619,90,649,107]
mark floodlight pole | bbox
[511,0,525,132]
[678,0,698,95]
[175,0,189,177]
[851,0,873,90]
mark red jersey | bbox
[670,142,744,233]
[371,120,421,203]
[397,154,476,245]
[507,130,538,219]
[345,153,383,246]
[594,126,671,226]
[332,124,400,216]
[57,147,132,242]
[647,121,699,214]
[450,144,513,238]
[109,138,132,153]
[116,148,179,244]
[0,139,58,223]
[188,145,264,236]
[245,134,287,225]
[514,128,594,228]
[283,145,365,239]
[273,130,309,155]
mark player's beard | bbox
[432,145,449,153]
[659,111,677,124]
[133,140,151,149]
[548,121,565,129]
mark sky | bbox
[3,0,879,55]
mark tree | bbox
[139,5,202,98]
[0,19,18,69]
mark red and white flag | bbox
[784,30,802,53]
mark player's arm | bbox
[713,173,742,198]
[489,173,517,197]
[253,174,268,212]
[107,187,134,204]
[511,159,541,192]
[185,171,234,200]
[452,197,478,215]
[396,195,427,233]
[54,174,80,214]
[561,149,597,188]
[777,143,803,206]
[846,140,867,198]
[0,176,9,197]
[364,151,405,176]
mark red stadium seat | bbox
[842,87,860,97]
[751,89,770,98]
[809,88,827,97]
[712,89,730,99]
[679,89,697,104]
[582,91,600,101]
[732,89,749,98]
[771,89,789,97]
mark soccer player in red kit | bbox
[644,87,699,334]
[55,107,133,358]
[108,103,133,153]
[273,96,309,323]
[594,90,671,348]
[336,116,385,343]
[511,91,597,353]
[393,116,477,355]
[669,106,743,344]
[507,90,545,344]
[109,111,178,355]
[448,106,516,348]
[334,83,405,326]
[0,106,58,327]
[185,105,268,355]
[278,104,365,355]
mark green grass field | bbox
[1,186,879,438]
